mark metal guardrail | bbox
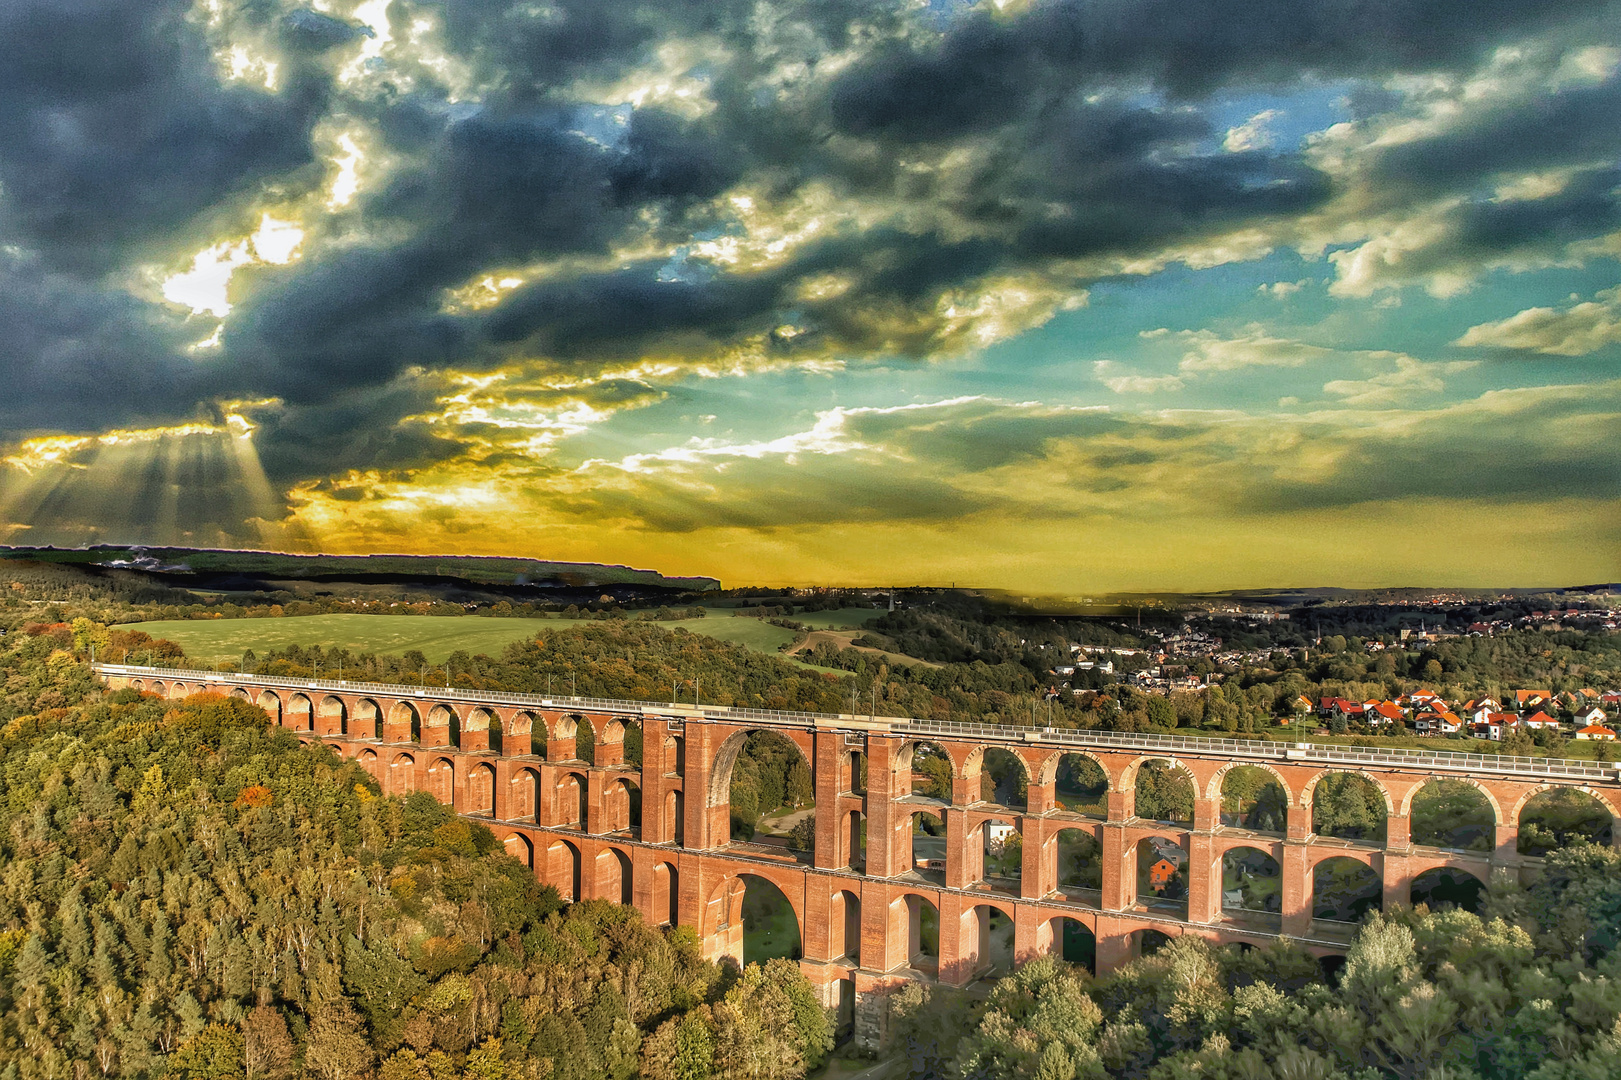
[95,664,1621,784]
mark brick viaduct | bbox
[97,664,1621,1048]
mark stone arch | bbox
[1130,756,1197,826]
[838,806,867,871]
[1301,769,1395,814]
[1118,753,1191,793]
[1205,760,1294,804]
[956,901,1017,982]
[652,862,679,926]
[830,889,862,965]
[902,807,946,881]
[1401,775,1503,824]
[356,749,379,780]
[554,771,589,829]
[969,812,1023,888]
[1037,747,1110,788]
[465,708,494,732]
[1052,826,1103,894]
[286,693,313,730]
[962,745,1030,810]
[426,756,455,806]
[256,690,282,723]
[666,789,686,844]
[1306,771,1392,842]
[702,872,804,967]
[546,838,581,901]
[350,698,382,738]
[387,701,421,741]
[1134,834,1190,914]
[509,767,541,821]
[893,739,954,801]
[1515,785,1618,855]
[317,695,346,732]
[506,711,535,756]
[887,891,940,974]
[604,776,642,833]
[388,752,417,796]
[1215,763,1292,833]
[504,832,534,870]
[424,704,457,747]
[467,761,496,816]
[595,848,633,905]
[167,682,190,700]
[1312,855,1382,923]
[662,735,686,776]
[1411,867,1486,913]
[1219,845,1282,915]
[230,687,252,701]
[1510,783,1621,829]
[841,748,867,794]
[707,728,816,809]
[1037,915,1096,972]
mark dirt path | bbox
[788,628,941,669]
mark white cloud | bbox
[1093,361,1184,394]
[1223,109,1283,153]
[1454,287,1621,356]
[1322,355,1478,406]
[1173,327,1334,372]
[1257,280,1307,298]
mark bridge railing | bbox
[94,664,1621,784]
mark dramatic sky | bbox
[1,0,1618,592]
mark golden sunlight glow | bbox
[161,215,303,317]
[442,274,527,313]
[226,45,279,91]
[328,134,366,209]
[250,214,304,264]
[341,0,395,85]
[162,240,253,317]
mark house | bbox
[1474,712,1518,740]
[1574,707,1608,727]
[1147,858,1179,889]
[1515,689,1553,709]
[985,822,1017,847]
[1290,694,1314,715]
[1367,701,1405,727]
[1409,689,1443,708]
[1461,697,1501,714]
[1521,711,1562,731]
[1415,711,1462,736]
[1575,723,1617,742]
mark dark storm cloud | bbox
[249,378,466,483]
[828,0,1620,118]
[0,254,207,434]
[1366,74,1621,196]
[0,0,328,272]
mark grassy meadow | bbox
[114,608,881,670]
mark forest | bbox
[0,629,832,1080]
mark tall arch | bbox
[504,833,534,870]
[388,752,417,796]
[595,848,632,905]
[962,746,1030,810]
[317,695,346,733]
[1041,751,1110,817]
[509,767,541,821]
[956,903,1016,983]
[467,762,496,817]
[350,699,382,738]
[830,889,862,965]
[256,691,282,724]
[426,757,455,806]
[1312,855,1382,923]
[424,704,457,747]
[546,839,581,902]
[887,892,940,975]
[892,740,954,801]
[652,862,679,926]
[285,694,313,731]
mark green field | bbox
[793,608,884,629]
[116,611,845,671]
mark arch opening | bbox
[719,730,814,843]
[975,747,1028,811]
[652,863,679,927]
[509,767,541,822]
[1312,856,1382,923]
[388,753,416,797]
[1131,929,1173,959]
[504,833,533,870]
[595,848,633,905]
[662,734,685,776]
[830,889,862,966]
[1135,759,1194,825]
[840,809,867,871]
[1136,836,1189,916]
[1518,787,1614,855]
[906,809,946,883]
[892,894,939,974]
[605,777,642,835]
[842,750,866,795]
[546,839,581,902]
[1055,828,1102,897]
[709,876,802,968]
[555,773,587,830]
[350,699,381,739]
[666,789,685,845]
[1410,779,1495,851]
[960,905,1015,983]
[974,816,1022,891]
[467,762,496,817]
[1411,867,1485,914]
[1221,846,1282,915]
[1219,765,1289,833]
[1311,773,1389,842]
[426,757,455,807]
[899,740,952,801]
[1042,917,1096,973]
[1052,753,1108,817]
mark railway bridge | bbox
[96,664,1621,1048]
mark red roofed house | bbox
[1521,712,1562,731]
[1575,723,1616,742]
[1415,711,1462,736]
[1516,689,1553,709]
[1148,857,1179,889]
[1368,700,1405,727]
